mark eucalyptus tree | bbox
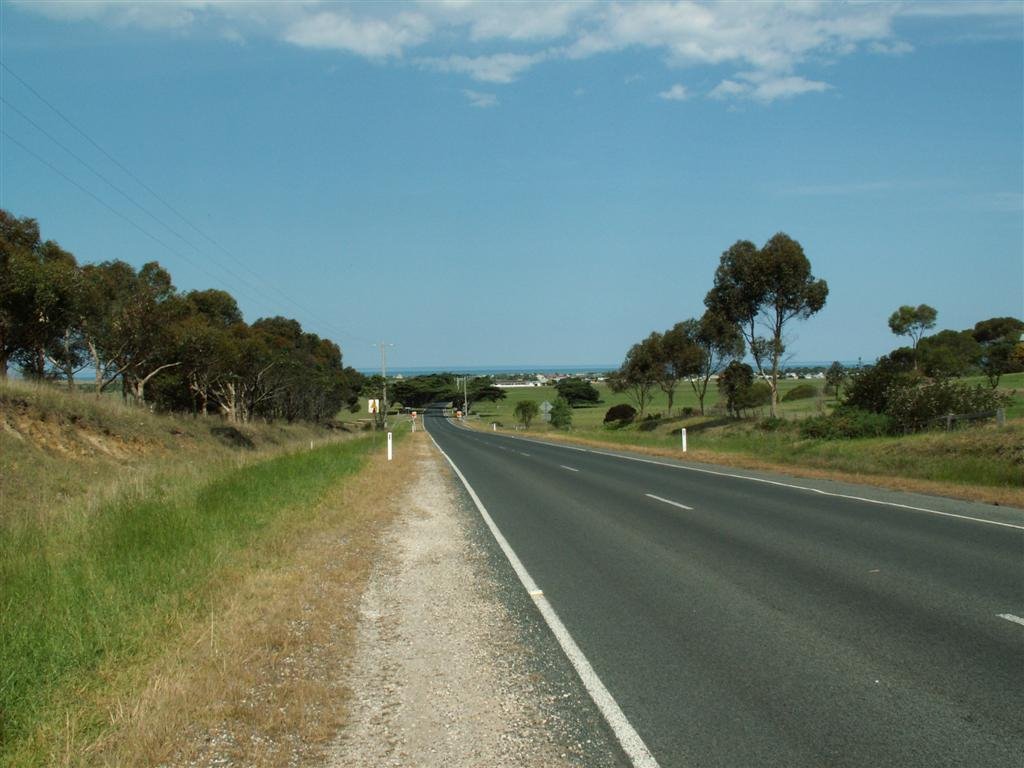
[705,233,828,418]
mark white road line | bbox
[519,451,531,457]
[482,431,1024,532]
[645,493,694,511]
[561,465,580,472]
[426,431,661,768]
[997,613,1024,627]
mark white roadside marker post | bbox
[681,427,687,453]
[387,431,393,461]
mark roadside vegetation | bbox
[460,235,1022,504]
[0,365,405,765]
[465,375,1023,505]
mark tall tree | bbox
[657,324,701,417]
[680,312,744,415]
[888,304,937,367]
[705,233,828,417]
[608,332,662,417]
[972,316,1024,388]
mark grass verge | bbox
[0,427,404,766]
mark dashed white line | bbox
[426,431,661,768]
[519,451,531,457]
[478,430,1024,532]
[997,613,1024,627]
[645,493,694,511]
[560,465,580,472]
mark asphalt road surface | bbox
[425,410,1023,768]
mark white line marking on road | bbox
[997,613,1024,627]
[426,430,661,768]
[518,451,531,457]
[560,465,580,472]
[645,493,693,511]
[485,431,1024,532]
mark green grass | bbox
[469,377,1024,493]
[0,429,378,765]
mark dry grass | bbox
[82,433,417,767]
[465,421,1024,508]
[0,378,332,531]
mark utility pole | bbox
[374,341,394,428]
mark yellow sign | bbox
[368,399,380,414]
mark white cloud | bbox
[658,83,689,101]
[463,89,499,108]
[283,10,432,58]
[419,52,547,83]
[869,39,914,55]
[709,71,830,103]
[13,1,1023,103]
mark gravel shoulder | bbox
[325,433,624,768]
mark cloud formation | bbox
[658,83,689,101]
[14,1,1023,103]
[463,89,499,109]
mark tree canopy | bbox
[704,232,827,417]
[0,209,362,423]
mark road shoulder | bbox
[325,433,624,767]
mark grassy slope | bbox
[0,380,384,765]
[468,374,1024,505]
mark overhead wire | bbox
[0,62,376,347]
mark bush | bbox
[799,409,893,439]
[549,397,573,429]
[681,406,696,417]
[782,383,819,402]
[758,416,787,432]
[603,403,637,426]
[885,379,1010,433]
[738,381,772,411]
[844,353,919,413]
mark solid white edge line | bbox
[997,613,1024,627]
[645,493,694,511]
[426,425,661,768]
[468,426,1024,532]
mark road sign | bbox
[368,399,380,414]
[411,411,417,420]
[539,400,553,413]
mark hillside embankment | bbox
[1,380,385,766]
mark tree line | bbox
[0,209,365,423]
[610,232,826,419]
[610,232,1022,428]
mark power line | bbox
[0,62,375,346]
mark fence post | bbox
[996,408,1006,426]
[945,414,953,431]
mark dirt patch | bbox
[326,436,617,767]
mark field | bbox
[466,373,1024,505]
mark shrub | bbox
[758,416,787,432]
[844,354,919,413]
[603,403,637,426]
[782,383,819,402]
[799,409,892,439]
[549,397,573,429]
[681,406,696,417]
[885,379,1009,433]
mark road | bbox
[425,410,1024,768]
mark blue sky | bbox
[2,1,1021,371]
